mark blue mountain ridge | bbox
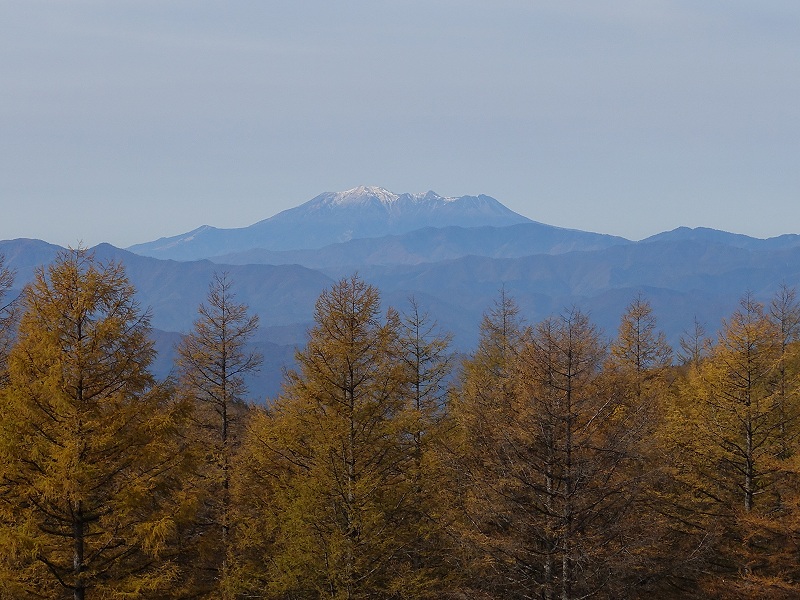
[127,186,533,260]
[3,187,800,401]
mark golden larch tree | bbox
[448,288,527,597]
[0,254,17,386]
[394,296,456,596]
[175,271,261,597]
[667,292,800,596]
[235,274,415,599]
[0,248,186,600]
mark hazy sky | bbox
[2,1,799,248]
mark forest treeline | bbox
[1,248,800,599]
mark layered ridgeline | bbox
[3,186,800,399]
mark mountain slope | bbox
[0,238,63,283]
[5,236,799,347]
[642,226,800,250]
[0,239,333,334]
[355,240,800,348]
[87,244,333,334]
[127,186,531,260]
[5,225,800,399]
[97,238,800,358]
[209,223,631,268]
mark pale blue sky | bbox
[1,1,798,247]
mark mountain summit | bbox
[278,186,529,226]
[315,185,403,207]
[127,186,531,261]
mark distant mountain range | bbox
[128,186,532,261]
[3,186,800,400]
[208,223,631,269]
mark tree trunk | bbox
[74,501,85,600]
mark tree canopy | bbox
[0,260,798,599]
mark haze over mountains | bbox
[4,185,800,399]
[128,186,533,261]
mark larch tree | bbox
[678,317,709,368]
[768,284,800,456]
[721,286,800,598]
[454,286,525,464]
[449,288,527,597]
[605,295,682,595]
[394,296,455,595]
[466,285,525,399]
[693,294,782,513]
[769,285,800,352]
[175,271,261,596]
[516,310,634,600]
[397,296,452,478]
[668,292,800,595]
[0,248,186,600]
[607,293,672,400]
[454,299,664,599]
[235,274,413,599]
[653,317,720,597]
[0,255,18,387]
[492,308,651,599]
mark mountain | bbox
[10,235,798,346]
[0,238,63,284]
[86,244,332,334]
[642,227,800,251]
[209,223,631,269]
[356,239,800,349]
[5,196,800,401]
[127,186,532,261]
[0,241,334,400]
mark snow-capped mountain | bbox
[127,186,532,261]
[272,186,531,232]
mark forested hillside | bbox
[2,249,800,599]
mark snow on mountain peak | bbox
[324,186,465,208]
[332,186,400,206]
[295,186,525,225]
[127,186,533,259]
[408,190,457,203]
